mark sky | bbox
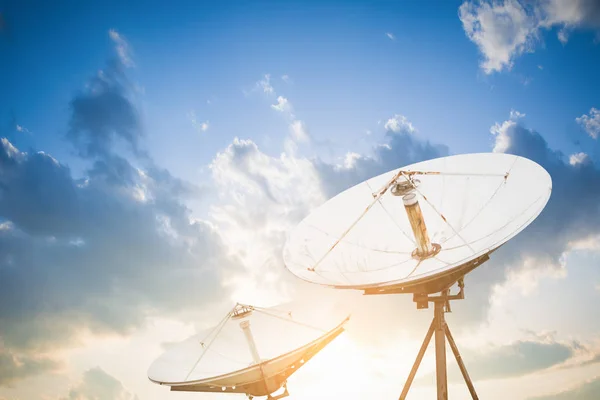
[1,0,600,399]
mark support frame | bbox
[398,281,479,400]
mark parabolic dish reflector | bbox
[148,303,349,397]
[283,153,552,291]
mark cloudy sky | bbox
[2,0,600,399]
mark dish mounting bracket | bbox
[266,382,289,400]
[247,382,289,400]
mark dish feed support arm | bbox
[399,281,478,400]
[240,320,262,364]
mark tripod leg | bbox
[445,324,478,400]
[399,318,435,400]
[434,302,448,400]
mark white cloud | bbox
[0,347,60,386]
[459,0,538,74]
[209,138,325,304]
[205,129,446,329]
[503,256,567,297]
[569,233,600,251]
[459,0,600,74]
[281,74,291,83]
[569,152,589,166]
[342,152,362,169]
[245,74,276,97]
[510,109,526,119]
[271,96,292,114]
[543,0,600,27]
[284,120,310,155]
[188,110,209,133]
[384,114,416,133]
[246,75,311,158]
[257,73,274,94]
[108,29,134,68]
[59,367,138,400]
[557,27,570,43]
[490,109,525,152]
[576,107,600,139]
[386,32,395,40]
[289,120,309,142]
[0,137,23,161]
[15,124,30,133]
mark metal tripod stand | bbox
[399,279,478,400]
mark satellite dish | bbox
[283,152,552,294]
[148,303,350,399]
[282,153,552,400]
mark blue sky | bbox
[2,1,600,399]
[8,1,600,172]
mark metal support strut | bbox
[398,281,478,400]
[433,300,448,400]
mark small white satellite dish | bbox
[282,152,552,400]
[148,303,349,399]
[283,152,551,294]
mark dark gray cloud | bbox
[493,123,600,263]
[67,58,143,159]
[417,339,577,385]
[59,367,138,400]
[529,375,600,400]
[0,348,60,387]
[0,138,231,353]
[315,129,449,198]
[569,0,600,27]
[441,121,600,325]
[0,32,234,386]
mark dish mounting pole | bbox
[398,279,478,400]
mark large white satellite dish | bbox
[148,303,349,399]
[282,153,552,400]
[283,152,551,294]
